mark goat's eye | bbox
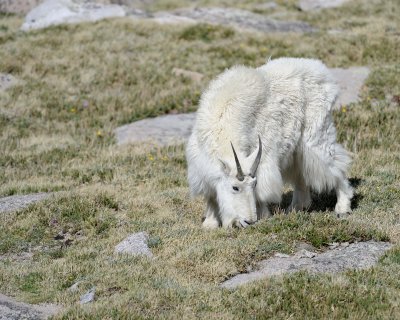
[232,186,239,191]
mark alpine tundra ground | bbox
[0,0,399,318]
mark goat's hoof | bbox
[202,217,220,229]
[335,202,352,219]
[234,219,255,228]
[335,211,352,219]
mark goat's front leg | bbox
[335,178,353,218]
[202,195,221,229]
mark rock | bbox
[294,241,316,252]
[0,73,20,92]
[294,249,316,258]
[328,242,340,249]
[79,287,95,304]
[331,66,370,109]
[149,12,197,25]
[221,241,393,289]
[252,2,279,11]
[172,68,204,83]
[0,251,34,262]
[68,280,83,292]
[114,231,153,257]
[299,0,351,11]
[109,0,154,9]
[274,253,290,258]
[115,113,196,146]
[0,193,53,213]
[0,293,60,319]
[0,0,42,15]
[153,7,316,34]
[21,0,128,31]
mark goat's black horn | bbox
[231,142,244,181]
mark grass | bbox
[0,0,399,318]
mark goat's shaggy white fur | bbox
[186,57,353,228]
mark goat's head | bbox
[216,137,262,228]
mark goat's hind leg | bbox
[257,201,272,220]
[202,195,221,229]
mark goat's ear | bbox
[218,159,231,176]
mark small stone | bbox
[49,217,59,226]
[328,242,339,249]
[0,0,43,15]
[341,242,350,248]
[294,241,316,252]
[275,252,290,258]
[172,68,204,83]
[114,232,153,257]
[252,2,278,11]
[327,28,344,35]
[54,232,64,240]
[150,12,197,25]
[80,287,96,304]
[63,237,73,247]
[68,280,82,292]
[298,0,350,11]
[0,73,20,92]
[296,249,316,258]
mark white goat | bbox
[186,57,353,228]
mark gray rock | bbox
[0,293,60,320]
[332,66,370,109]
[294,249,316,258]
[114,231,153,257]
[0,251,34,262]
[0,73,20,92]
[21,0,128,31]
[0,193,52,213]
[221,241,393,289]
[274,253,290,258]
[68,280,83,292]
[172,68,204,83]
[252,2,279,11]
[299,0,351,11]
[1,0,151,15]
[0,0,42,14]
[149,13,197,25]
[115,113,196,146]
[153,7,316,33]
[79,287,95,304]
[109,0,154,9]
[294,241,316,252]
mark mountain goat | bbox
[186,57,353,228]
